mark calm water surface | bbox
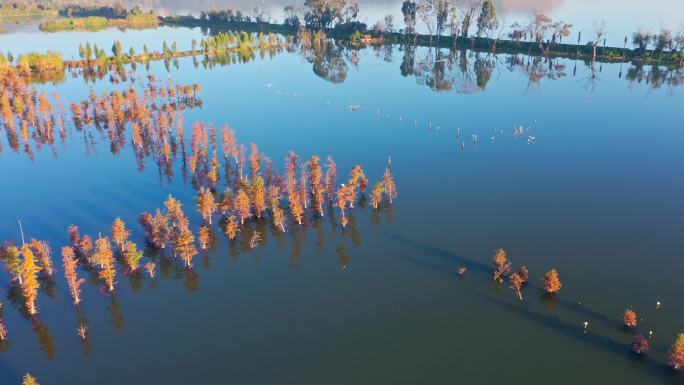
[0,26,683,385]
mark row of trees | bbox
[485,248,683,369]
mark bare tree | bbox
[417,0,436,43]
[456,0,482,38]
[284,5,301,27]
[589,19,607,62]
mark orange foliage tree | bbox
[94,236,116,292]
[382,168,398,204]
[28,239,53,277]
[253,176,267,218]
[492,248,511,282]
[225,215,239,240]
[324,156,337,202]
[235,189,252,225]
[62,246,84,305]
[370,181,384,209]
[623,309,638,328]
[509,272,525,300]
[196,186,217,224]
[288,190,304,225]
[667,333,684,370]
[543,269,562,294]
[20,245,41,315]
[308,156,325,216]
[111,217,131,251]
[173,217,197,267]
[198,226,211,250]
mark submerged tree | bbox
[2,245,23,284]
[623,309,638,328]
[62,246,84,305]
[111,217,131,251]
[0,302,7,341]
[122,242,143,272]
[631,335,650,354]
[198,226,211,250]
[20,245,41,315]
[22,374,40,385]
[382,168,398,204]
[667,333,684,370]
[94,237,116,292]
[491,248,511,282]
[196,187,218,224]
[28,239,53,277]
[509,272,525,300]
[543,269,562,294]
[225,215,239,240]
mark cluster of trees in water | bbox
[0,69,399,368]
[485,248,684,371]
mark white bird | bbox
[649,330,654,338]
[656,301,661,309]
[583,321,589,333]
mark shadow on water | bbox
[475,292,682,384]
[387,234,624,333]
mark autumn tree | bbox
[382,168,398,204]
[235,189,252,225]
[173,218,197,268]
[253,176,267,218]
[20,245,41,315]
[0,302,7,341]
[370,181,384,209]
[667,333,684,370]
[198,226,211,250]
[225,215,239,240]
[492,248,511,282]
[324,156,337,202]
[623,309,638,328]
[509,272,525,300]
[196,187,218,224]
[543,268,562,294]
[348,165,368,193]
[28,239,53,277]
[62,246,84,305]
[289,190,305,225]
[144,262,156,278]
[164,195,184,228]
[631,335,650,354]
[22,373,40,385]
[94,237,116,292]
[308,156,325,216]
[111,217,131,251]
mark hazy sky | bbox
[132,0,683,44]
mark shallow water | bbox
[0,26,683,385]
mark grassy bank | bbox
[39,14,159,32]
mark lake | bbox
[0,23,683,385]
